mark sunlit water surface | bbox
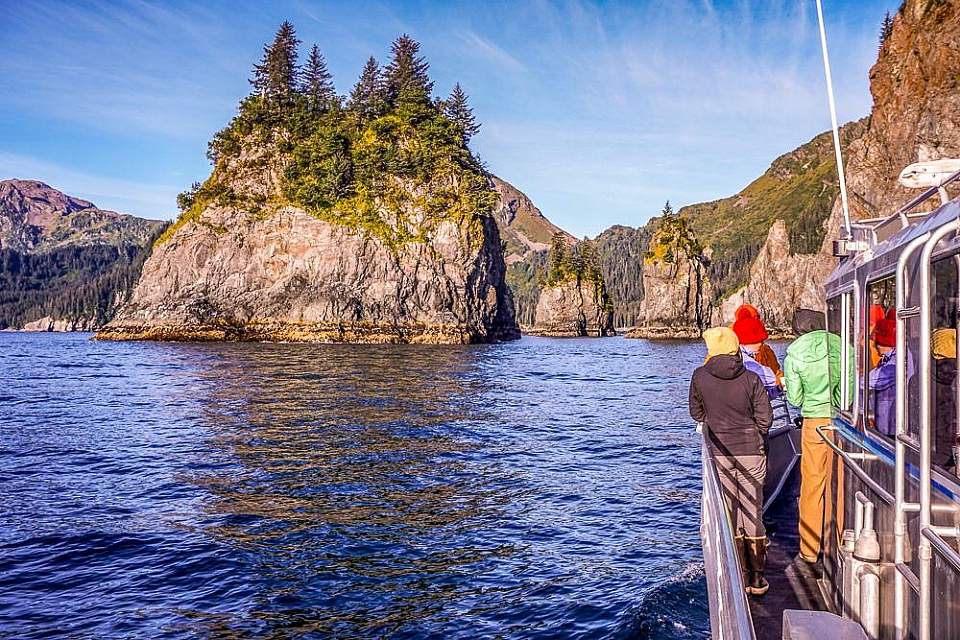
[1,333,718,639]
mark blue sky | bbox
[0,0,897,237]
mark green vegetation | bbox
[506,250,548,326]
[543,232,612,308]
[677,120,866,297]
[0,226,167,329]
[159,22,495,250]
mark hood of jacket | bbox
[786,330,833,363]
[704,353,745,380]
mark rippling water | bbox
[0,333,713,639]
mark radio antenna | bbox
[815,0,853,240]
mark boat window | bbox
[826,294,854,411]
[930,255,959,475]
[865,276,897,438]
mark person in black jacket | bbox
[690,326,774,596]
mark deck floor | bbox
[749,467,827,640]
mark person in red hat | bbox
[868,304,886,368]
[732,307,783,385]
[868,312,898,436]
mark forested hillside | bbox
[0,179,166,330]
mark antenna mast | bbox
[815,0,853,240]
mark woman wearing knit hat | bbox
[690,326,773,596]
[732,314,782,396]
[868,313,898,436]
[732,305,783,384]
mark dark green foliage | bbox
[349,56,386,120]
[302,44,337,109]
[163,23,495,251]
[547,232,567,283]
[444,83,480,144]
[176,182,201,212]
[384,34,434,107]
[250,20,301,102]
[594,225,651,327]
[0,226,166,329]
[880,11,894,47]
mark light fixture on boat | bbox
[899,159,960,205]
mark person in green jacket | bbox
[783,309,842,563]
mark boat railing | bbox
[701,432,757,640]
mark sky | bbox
[0,0,899,237]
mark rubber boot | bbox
[745,537,770,596]
[735,536,748,585]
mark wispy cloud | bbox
[458,31,527,72]
[0,152,178,220]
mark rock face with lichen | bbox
[98,29,519,344]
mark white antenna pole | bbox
[816,0,853,239]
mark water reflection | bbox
[184,344,519,636]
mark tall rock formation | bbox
[0,179,165,330]
[99,28,519,344]
[527,234,614,337]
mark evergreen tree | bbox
[384,34,434,105]
[349,56,386,118]
[302,44,337,108]
[250,21,301,102]
[879,11,894,48]
[661,200,674,219]
[444,83,480,144]
[548,232,567,283]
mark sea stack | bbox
[98,27,519,344]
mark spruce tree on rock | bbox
[384,34,434,106]
[302,44,337,109]
[879,11,894,48]
[349,56,386,119]
[251,21,301,103]
[444,83,480,144]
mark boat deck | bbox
[750,466,828,639]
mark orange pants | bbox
[799,418,834,559]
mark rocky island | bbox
[98,25,519,344]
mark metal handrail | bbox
[918,219,960,640]
[701,436,756,640]
[817,426,894,505]
[921,526,960,573]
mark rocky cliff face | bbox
[0,179,165,330]
[843,0,960,218]
[529,279,614,337]
[99,204,517,343]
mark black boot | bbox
[744,537,769,596]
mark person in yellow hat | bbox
[933,328,958,471]
[690,326,773,596]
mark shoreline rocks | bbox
[527,279,614,338]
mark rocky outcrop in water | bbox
[98,28,519,344]
[98,204,517,343]
[529,279,614,337]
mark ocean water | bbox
[0,333,714,639]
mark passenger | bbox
[733,314,782,399]
[783,309,839,564]
[868,315,897,436]
[690,326,773,596]
[868,304,885,368]
[933,328,958,472]
[733,304,783,382]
